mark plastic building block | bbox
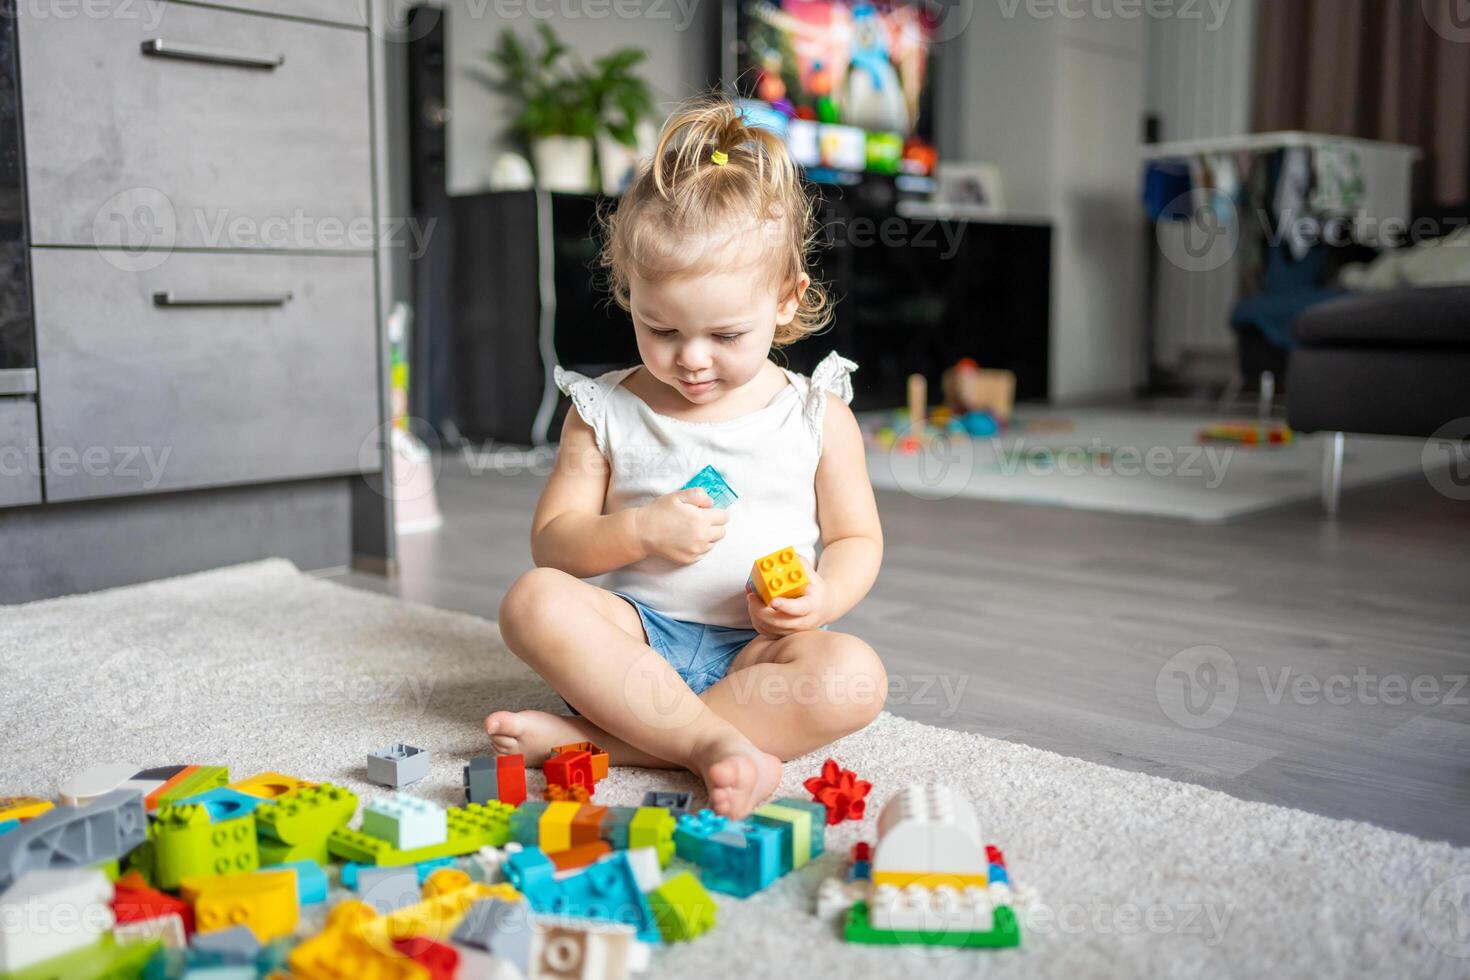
[255,783,357,866]
[148,804,258,890]
[681,465,739,509]
[849,860,872,882]
[112,869,194,933]
[0,868,114,973]
[463,757,496,806]
[571,805,607,846]
[842,900,1020,948]
[57,763,141,807]
[509,801,549,847]
[601,806,639,851]
[748,546,808,605]
[452,896,533,975]
[0,820,16,837]
[622,847,662,893]
[628,807,675,867]
[276,859,328,905]
[496,754,527,807]
[114,910,186,950]
[174,787,271,823]
[392,936,459,980]
[229,771,315,800]
[327,801,513,867]
[0,790,147,893]
[508,849,658,944]
[544,750,595,792]
[640,791,691,816]
[853,842,872,862]
[870,882,995,933]
[702,821,783,898]
[355,866,421,913]
[872,784,987,890]
[288,908,428,980]
[532,916,640,979]
[538,801,581,854]
[367,744,430,788]
[648,871,716,941]
[987,845,1006,868]
[752,801,813,869]
[672,808,728,865]
[143,766,229,812]
[549,841,610,871]
[341,855,456,889]
[816,877,869,920]
[0,934,157,980]
[543,784,592,804]
[190,924,261,961]
[0,797,52,823]
[551,741,610,781]
[363,794,448,851]
[503,847,557,901]
[772,795,827,859]
[989,862,1009,885]
[180,869,298,941]
[804,758,872,826]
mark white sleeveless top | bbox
[554,351,858,628]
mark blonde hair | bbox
[599,94,832,347]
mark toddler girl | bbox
[488,96,886,819]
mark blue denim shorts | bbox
[615,592,760,694]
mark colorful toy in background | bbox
[804,758,872,825]
[1198,421,1294,446]
[943,358,1016,423]
[868,362,1017,453]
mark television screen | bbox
[736,0,935,147]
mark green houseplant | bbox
[476,25,654,193]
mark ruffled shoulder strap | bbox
[798,351,858,454]
[554,365,633,456]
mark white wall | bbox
[442,0,717,195]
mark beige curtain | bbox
[1252,0,1470,204]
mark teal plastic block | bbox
[602,806,639,850]
[771,796,826,858]
[681,465,738,508]
[276,859,328,905]
[508,801,549,846]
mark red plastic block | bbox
[392,937,459,980]
[543,784,592,804]
[544,750,594,791]
[804,758,872,826]
[986,845,1006,868]
[852,842,872,863]
[496,754,527,807]
[112,870,195,934]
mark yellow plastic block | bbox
[748,547,808,605]
[230,771,316,800]
[551,741,609,781]
[871,869,988,890]
[539,801,581,854]
[289,916,428,980]
[753,802,812,868]
[182,869,299,941]
[0,796,54,821]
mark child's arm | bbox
[747,394,883,633]
[531,410,727,577]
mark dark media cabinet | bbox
[442,182,1051,445]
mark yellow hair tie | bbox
[710,150,728,166]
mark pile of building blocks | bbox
[816,784,1023,949]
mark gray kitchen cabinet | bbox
[184,0,370,27]
[0,397,41,508]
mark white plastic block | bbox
[869,883,995,934]
[622,847,661,893]
[115,912,187,950]
[0,868,114,973]
[533,917,636,980]
[873,785,986,881]
[816,877,870,919]
[57,763,142,807]
[361,793,447,850]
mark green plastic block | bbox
[628,807,675,867]
[258,834,330,867]
[770,796,826,858]
[2,934,160,980]
[648,870,716,941]
[841,902,1020,948]
[148,805,258,890]
[255,783,356,844]
[327,801,514,866]
[156,766,229,808]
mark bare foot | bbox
[484,710,589,766]
[695,735,783,819]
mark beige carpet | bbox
[2,560,1468,978]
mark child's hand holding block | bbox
[748,547,808,605]
[681,465,739,509]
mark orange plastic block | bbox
[181,869,299,941]
[230,771,316,800]
[544,750,594,791]
[749,547,808,605]
[549,841,611,871]
[543,784,591,804]
[570,804,606,845]
[0,796,53,822]
[551,741,609,781]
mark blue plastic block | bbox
[0,789,146,892]
[601,806,639,850]
[0,820,16,836]
[274,859,328,905]
[453,897,533,975]
[770,796,826,859]
[681,465,738,508]
[339,855,456,889]
[362,793,447,850]
[748,814,794,877]
[699,822,783,897]
[191,925,261,962]
[640,791,691,816]
[174,787,271,823]
[848,860,871,882]
[514,851,659,943]
[989,863,1009,885]
[673,809,730,866]
[508,801,549,846]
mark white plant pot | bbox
[531,136,594,193]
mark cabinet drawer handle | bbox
[0,368,37,397]
[141,39,285,70]
[153,291,294,308]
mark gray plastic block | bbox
[190,925,261,962]
[453,897,532,975]
[0,790,146,893]
[356,866,420,914]
[641,791,692,816]
[367,743,429,788]
[464,757,498,805]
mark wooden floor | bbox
[328,448,1470,847]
